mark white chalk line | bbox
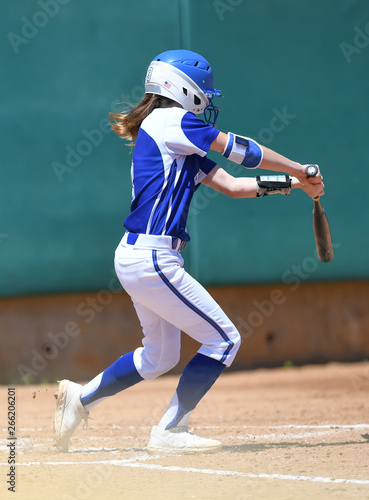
[2,424,369,434]
[0,427,360,449]
[1,425,367,454]
[0,458,368,486]
[264,424,369,430]
[234,430,338,440]
[198,424,369,430]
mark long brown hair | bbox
[108,94,175,146]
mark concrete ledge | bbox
[1,281,368,383]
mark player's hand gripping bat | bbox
[305,164,334,262]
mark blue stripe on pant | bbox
[152,249,234,363]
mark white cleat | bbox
[54,379,88,452]
[147,426,223,454]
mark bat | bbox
[305,164,334,263]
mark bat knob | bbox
[305,164,319,177]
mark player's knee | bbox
[139,350,180,380]
[232,330,241,353]
[224,329,241,367]
[143,361,178,380]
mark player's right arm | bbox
[202,165,325,199]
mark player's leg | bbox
[120,249,240,370]
[146,352,226,453]
[156,353,225,430]
[54,351,143,451]
[55,303,181,451]
[126,249,240,452]
[130,300,182,379]
[80,350,143,411]
[80,301,182,410]
[153,289,239,434]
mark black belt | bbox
[172,238,187,252]
[126,233,187,252]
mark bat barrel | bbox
[305,165,334,263]
[313,198,324,216]
[312,200,334,262]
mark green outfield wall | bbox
[1,0,368,296]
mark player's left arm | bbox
[204,131,324,199]
[210,131,323,188]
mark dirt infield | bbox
[1,362,369,500]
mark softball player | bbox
[55,49,324,453]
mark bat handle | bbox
[305,164,319,178]
[305,164,320,201]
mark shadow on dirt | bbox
[222,434,369,454]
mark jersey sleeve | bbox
[165,110,220,157]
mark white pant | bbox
[114,234,241,380]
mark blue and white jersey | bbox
[124,107,219,242]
